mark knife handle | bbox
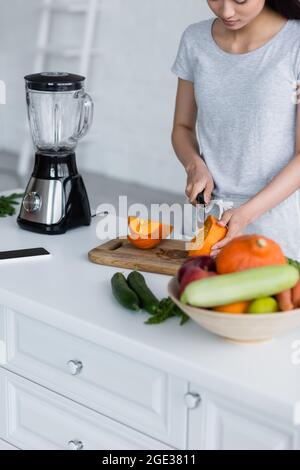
[196,192,206,205]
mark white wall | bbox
[0,0,39,150]
[0,0,213,193]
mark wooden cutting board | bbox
[88,238,189,275]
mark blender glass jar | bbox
[25,72,93,155]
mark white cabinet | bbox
[4,309,187,448]
[0,368,173,451]
[0,306,6,366]
[0,307,299,451]
[187,386,294,450]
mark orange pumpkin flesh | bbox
[188,215,227,257]
[216,234,287,274]
[127,216,173,250]
[128,216,160,239]
[127,236,162,250]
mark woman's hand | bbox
[185,157,215,205]
[210,206,252,258]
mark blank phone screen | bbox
[0,248,50,261]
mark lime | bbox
[247,297,279,314]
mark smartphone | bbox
[0,247,51,263]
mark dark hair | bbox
[265,0,300,19]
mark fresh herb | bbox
[0,193,24,218]
[145,296,189,326]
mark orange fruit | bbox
[188,215,227,257]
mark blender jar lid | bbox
[25,72,85,92]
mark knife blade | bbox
[190,191,206,249]
[196,191,207,231]
[187,191,207,252]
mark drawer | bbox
[5,310,187,448]
[0,438,18,450]
[0,368,173,450]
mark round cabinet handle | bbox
[184,392,201,409]
[68,440,83,451]
[67,360,83,376]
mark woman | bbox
[171,0,300,259]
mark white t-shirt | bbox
[172,18,300,199]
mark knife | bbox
[186,191,207,251]
[189,191,206,250]
[196,191,207,232]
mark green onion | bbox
[0,193,24,218]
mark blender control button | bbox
[23,192,42,213]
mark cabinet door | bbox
[188,386,294,450]
[0,368,173,451]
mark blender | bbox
[18,72,94,235]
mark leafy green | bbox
[145,296,190,326]
[0,193,24,218]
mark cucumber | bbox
[180,264,299,308]
[111,273,140,311]
[127,271,160,314]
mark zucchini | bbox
[180,264,299,308]
[111,273,140,311]
[127,271,160,314]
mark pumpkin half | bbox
[128,216,173,250]
[216,234,287,274]
[188,215,227,257]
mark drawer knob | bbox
[67,360,83,376]
[68,440,83,451]
[185,392,201,409]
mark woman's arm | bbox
[171,78,214,204]
[211,90,300,256]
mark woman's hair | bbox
[265,0,300,19]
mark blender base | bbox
[18,154,92,235]
[17,217,90,236]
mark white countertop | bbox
[0,190,300,426]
